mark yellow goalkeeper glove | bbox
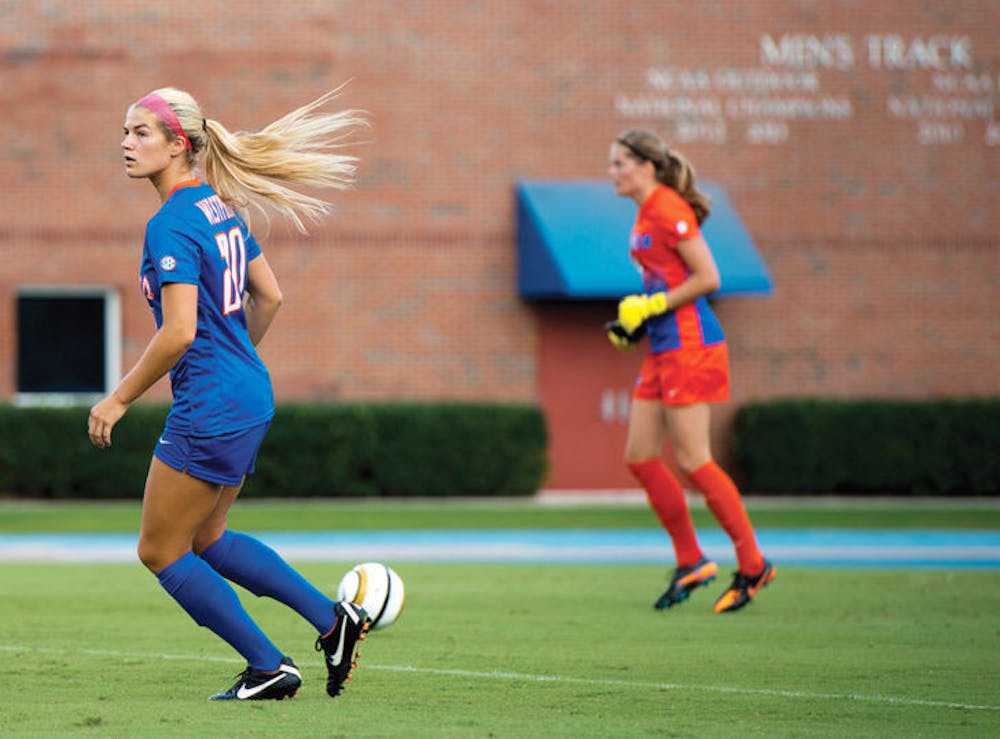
[616,292,669,334]
[605,320,645,351]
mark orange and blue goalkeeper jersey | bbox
[629,185,725,353]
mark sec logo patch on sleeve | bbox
[160,256,177,271]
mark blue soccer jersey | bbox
[139,181,274,436]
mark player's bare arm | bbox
[666,234,721,308]
[244,255,283,347]
[88,282,198,448]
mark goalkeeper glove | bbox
[616,292,669,334]
[605,320,646,351]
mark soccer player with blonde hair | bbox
[88,87,370,700]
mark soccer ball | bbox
[336,562,406,631]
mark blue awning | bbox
[516,179,773,299]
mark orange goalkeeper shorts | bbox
[632,343,730,405]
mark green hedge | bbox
[731,398,1000,495]
[0,402,547,499]
[252,402,548,498]
[0,405,167,499]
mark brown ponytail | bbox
[616,129,712,225]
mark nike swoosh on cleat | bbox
[678,564,717,586]
[329,622,348,666]
[329,604,362,666]
[235,673,289,700]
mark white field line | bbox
[1,643,996,713]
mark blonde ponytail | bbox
[136,85,368,233]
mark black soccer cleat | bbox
[208,656,301,701]
[654,556,718,609]
[714,560,777,613]
[315,601,370,697]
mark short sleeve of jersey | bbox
[244,226,262,262]
[654,194,700,246]
[145,215,201,285]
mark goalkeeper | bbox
[605,129,775,614]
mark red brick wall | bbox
[1,2,997,487]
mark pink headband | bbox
[135,93,192,150]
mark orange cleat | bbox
[654,557,718,609]
[714,560,776,613]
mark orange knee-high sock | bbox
[689,461,764,576]
[627,458,703,568]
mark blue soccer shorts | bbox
[153,421,272,487]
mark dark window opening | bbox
[17,296,106,393]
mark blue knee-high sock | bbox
[200,530,335,634]
[156,551,285,672]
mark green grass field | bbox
[2,499,998,737]
[3,497,1000,532]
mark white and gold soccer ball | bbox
[336,562,406,631]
